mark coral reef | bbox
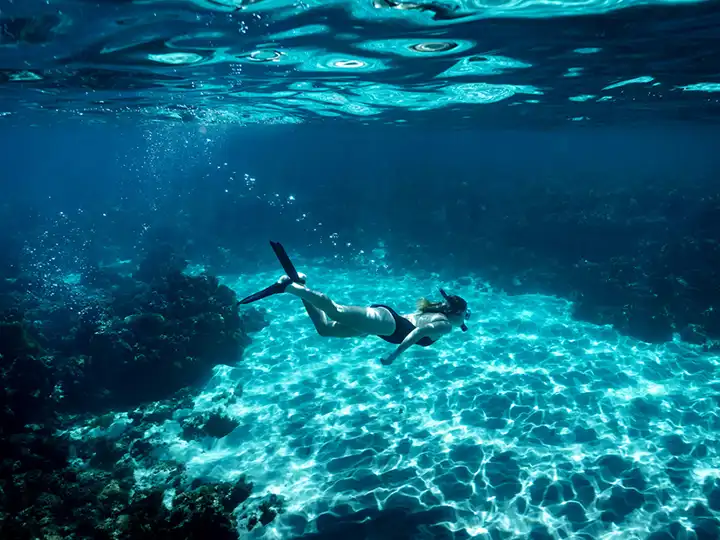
[182,410,240,440]
[0,424,259,540]
[63,267,250,412]
[12,246,268,413]
[0,247,274,539]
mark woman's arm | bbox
[380,320,452,365]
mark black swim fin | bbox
[237,281,287,305]
[270,240,301,283]
[237,241,302,305]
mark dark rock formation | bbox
[182,410,240,440]
[116,479,255,540]
[0,247,273,540]
[0,377,274,540]
[7,245,267,413]
[61,268,249,412]
[242,493,286,532]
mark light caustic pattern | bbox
[141,262,720,539]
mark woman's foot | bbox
[276,272,307,288]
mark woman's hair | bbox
[416,297,448,314]
[417,291,468,316]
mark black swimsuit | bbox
[371,304,437,347]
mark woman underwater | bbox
[239,242,471,366]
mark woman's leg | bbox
[299,300,368,338]
[287,283,396,336]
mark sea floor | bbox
[141,262,720,539]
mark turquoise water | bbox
[4,0,720,535]
[73,259,719,538]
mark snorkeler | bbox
[239,242,471,366]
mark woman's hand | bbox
[380,354,396,366]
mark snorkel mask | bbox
[439,288,470,332]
